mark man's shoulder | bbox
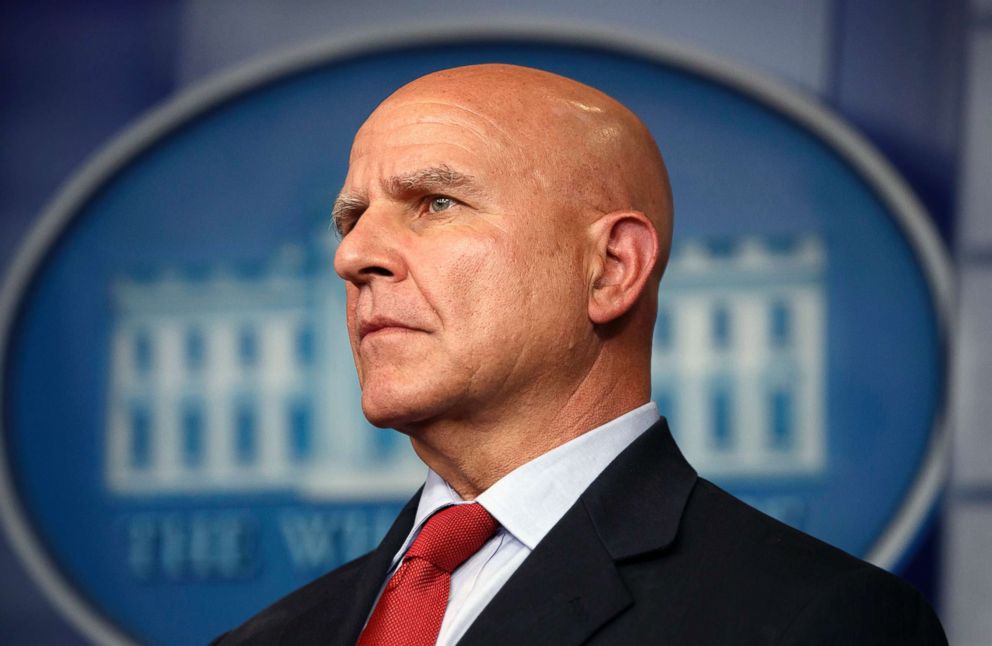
[626,477,945,643]
[210,553,373,645]
[682,477,872,579]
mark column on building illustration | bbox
[151,320,183,483]
[203,316,248,480]
[107,322,153,489]
[782,286,826,470]
[732,295,777,465]
[257,317,287,479]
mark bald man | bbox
[214,65,945,645]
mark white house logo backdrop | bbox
[0,36,948,645]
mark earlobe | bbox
[588,212,659,325]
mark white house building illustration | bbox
[105,232,826,498]
[653,237,826,476]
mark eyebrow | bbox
[386,165,476,195]
[331,164,478,235]
[331,193,368,236]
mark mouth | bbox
[358,317,422,341]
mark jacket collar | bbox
[582,417,698,560]
[457,418,698,645]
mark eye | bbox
[428,196,456,213]
[332,212,359,238]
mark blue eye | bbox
[428,196,455,213]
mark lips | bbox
[358,316,422,340]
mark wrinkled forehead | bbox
[353,95,516,156]
[348,92,536,186]
[347,82,623,188]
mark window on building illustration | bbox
[770,301,792,348]
[182,401,204,468]
[238,326,257,368]
[133,330,153,375]
[656,307,673,350]
[235,401,256,464]
[707,239,735,257]
[130,403,152,469]
[770,388,794,450]
[296,323,314,367]
[288,400,311,462]
[185,327,205,371]
[710,382,733,451]
[711,304,731,350]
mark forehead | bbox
[345,97,519,186]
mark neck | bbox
[404,352,651,499]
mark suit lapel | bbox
[457,498,632,646]
[278,491,422,645]
[582,418,697,561]
[458,419,697,645]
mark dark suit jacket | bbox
[214,419,947,645]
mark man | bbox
[215,64,946,645]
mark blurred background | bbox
[0,1,988,644]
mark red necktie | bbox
[357,503,499,646]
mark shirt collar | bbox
[401,402,659,558]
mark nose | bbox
[333,204,408,285]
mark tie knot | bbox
[405,503,499,573]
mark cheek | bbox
[343,285,364,376]
[420,235,516,332]
[433,233,571,337]
[344,285,359,335]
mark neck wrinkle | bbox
[408,349,650,500]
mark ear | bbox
[587,211,659,325]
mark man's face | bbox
[333,95,593,431]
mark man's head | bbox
[333,64,672,445]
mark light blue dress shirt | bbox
[378,402,660,646]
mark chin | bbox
[359,383,445,432]
[357,357,471,430]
